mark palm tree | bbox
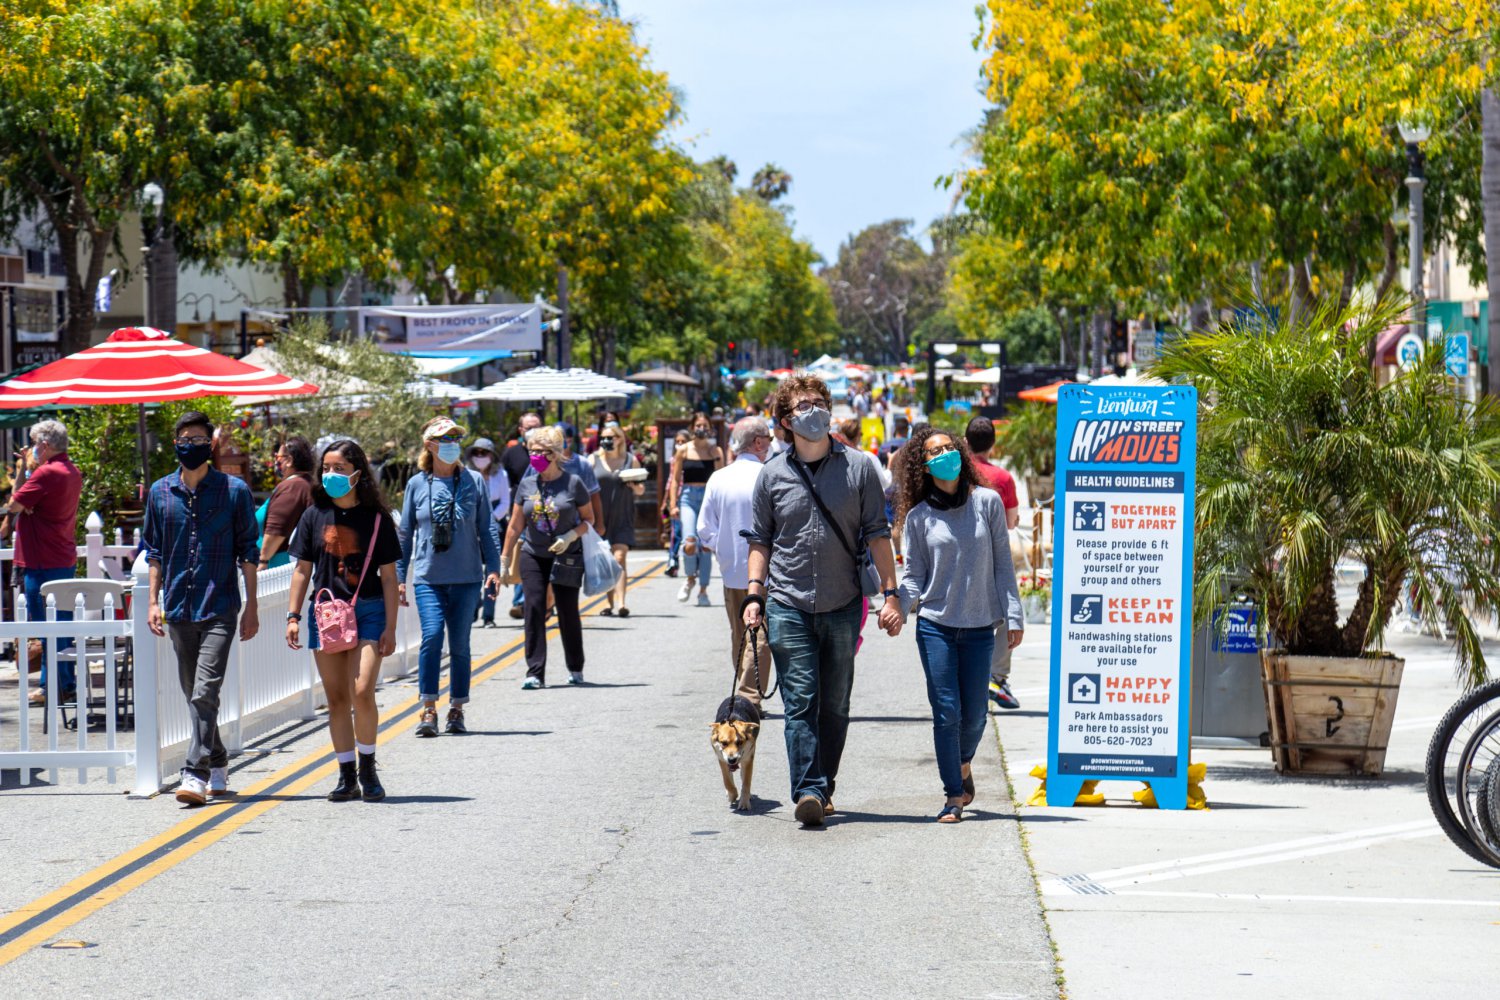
[751,163,791,202]
[1152,296,1500,689]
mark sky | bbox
[618,1,992,263]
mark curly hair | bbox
[894,424,981,530]
[772,375,832,442]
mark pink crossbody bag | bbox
[313,514,381,653]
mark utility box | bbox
[1191,605,1266,741]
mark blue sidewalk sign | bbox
[1446,333,1470,378]
[1047,385,1198,809]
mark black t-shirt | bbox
[501,442,532,493]
[289,502,402,601]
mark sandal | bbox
[961,771,975,807]
[618,608,630,619]
[937,804,963,824]
[600,608,615,617]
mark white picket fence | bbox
[1,528,423,795]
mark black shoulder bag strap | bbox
[789,456,861,565]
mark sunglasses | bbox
[599,437,618,445]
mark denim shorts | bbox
[307,598,387,651]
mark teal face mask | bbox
[926,450,963,481]
[322,471,355,499]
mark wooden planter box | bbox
[1260,650,1403,776]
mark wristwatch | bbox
[286,612,302,622]
[882,588,899,600]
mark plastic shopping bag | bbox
[582,528,622,596]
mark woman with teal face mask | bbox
[285,440,403,802]
[885,426,1025,823]
[397,417,502,738]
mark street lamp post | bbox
[1399,123,1430,339]
[140,182,164,330]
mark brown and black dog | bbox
[710,695,760,812]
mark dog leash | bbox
[735,623,777,704]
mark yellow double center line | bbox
[0,561,666,966]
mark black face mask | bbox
[693,428,709,439]
[176,442,212,471]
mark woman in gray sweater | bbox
[889,425,1024,822]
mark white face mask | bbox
[471,455,492,470]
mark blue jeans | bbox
[24,566,76,693]
[915,617,995,799]
[679,484,712,588]
[415,582,483,704]
[767,597,862,804]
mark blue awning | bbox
[402,351,513,375]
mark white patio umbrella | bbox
[954,366,1002,385]
[471,365,644,402]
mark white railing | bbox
[0,580,147,789]
[0,511,141,584]
[2,558,424,796]
[143,556,422,792]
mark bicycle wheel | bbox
[1455,709,1500,867]
[1473,745,1500,857]
[1424,680,1500,866]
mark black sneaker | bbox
[989,679,1020,710]
[444,707,467,735]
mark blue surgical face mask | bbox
[436,441,462,464]
[322,471,355,499]
[926,450,963,481]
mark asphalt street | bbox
[0,557,1058,1000]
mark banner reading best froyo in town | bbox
[1046,384,1197,810]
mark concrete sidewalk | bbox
[997,620,1500,999]
[0,556,1058,999]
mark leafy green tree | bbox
[821,219,947,363]
[270,321,432,461]
[965,0,1480,321]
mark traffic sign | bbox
[1396,332,1424,371]
[1446,333,1470,378]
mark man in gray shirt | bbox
[742,376,901,827]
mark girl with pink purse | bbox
[285,440,403,802]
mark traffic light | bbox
[1109,320,1129,376]
[727,341,735,352]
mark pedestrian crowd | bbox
[8,377,1029,823]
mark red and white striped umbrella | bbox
[0,327,319,407]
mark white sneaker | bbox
[208,767,229,797]
[175,771,207,806]
[677,581,693,602]
[696,592,711,607]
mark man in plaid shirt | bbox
[142,411,259,806]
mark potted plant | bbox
[996,400,1057,504]
[1153,299,1500,775]
[1017,573,1051,624]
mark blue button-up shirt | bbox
[142,468,258,623]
